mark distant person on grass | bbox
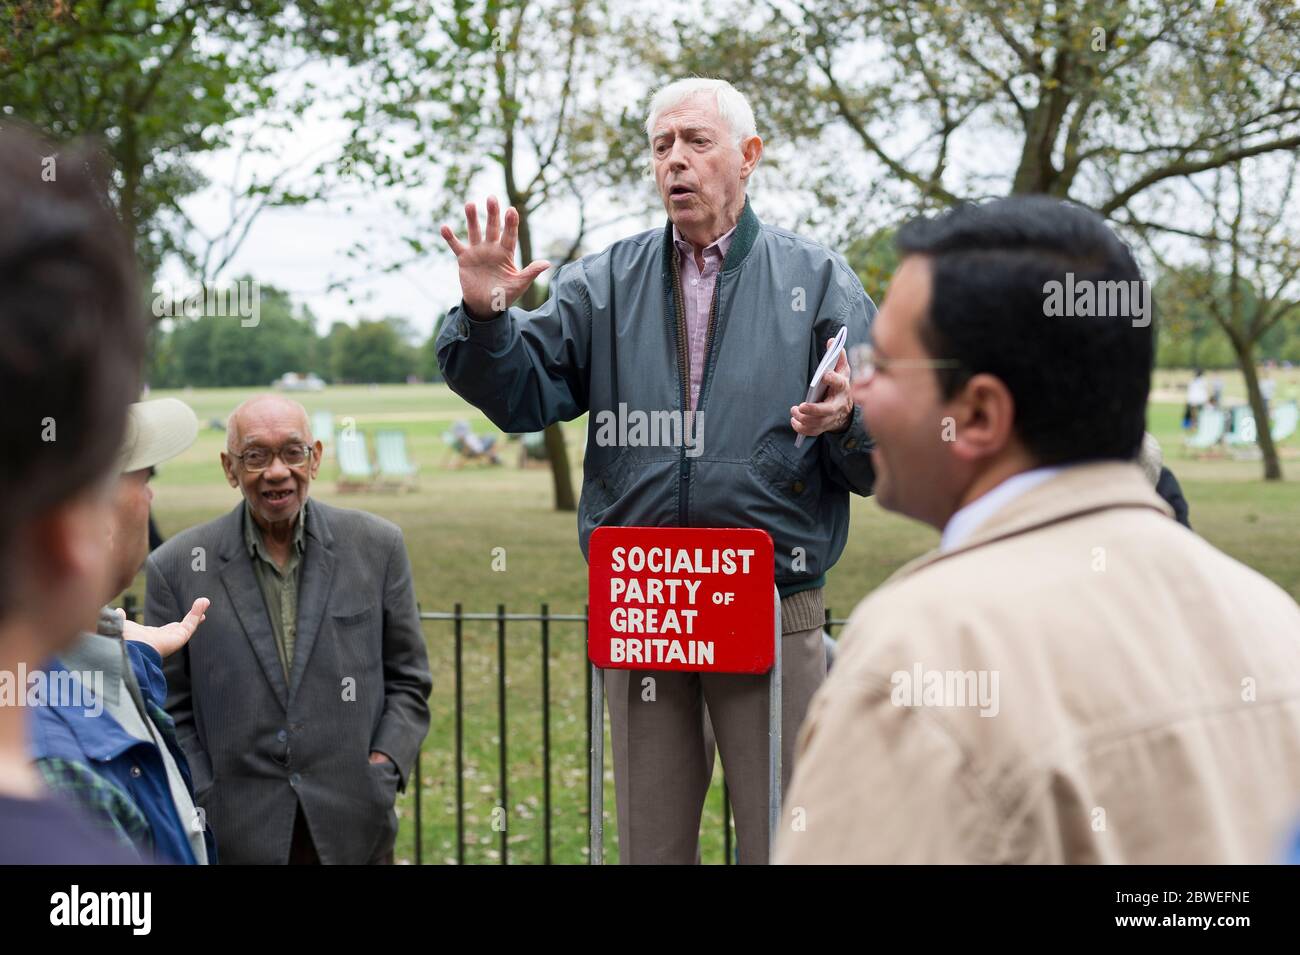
[1185,368,1208,429]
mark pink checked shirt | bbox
[673,223,736,412]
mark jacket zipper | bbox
[670,248,723,527]
[670,251,690,526]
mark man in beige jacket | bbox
[776,197,1300,864]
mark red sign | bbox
[588,526,775,673]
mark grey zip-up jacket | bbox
[436,198,876,594]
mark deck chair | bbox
[1184,406,1225,454]
[312,411,334,448]
[1224,407,1261,459]
[376,429,419,489]
[1270,401,1299,444]
[1224,407,1257,445]
[336,429,375,491]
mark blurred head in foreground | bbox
[0,123,146,664]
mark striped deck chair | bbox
[376,429,419,489]
[336,429,374,491]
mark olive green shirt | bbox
[242,501,307,681]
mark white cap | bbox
[1136,431,1163,487]
[118,398,199,473]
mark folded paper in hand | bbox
[794,325,849,448]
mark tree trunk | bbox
[1236,342,1283,481]
[514,204,577,512]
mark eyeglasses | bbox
[230,444,313,472]
[848,343,963,384]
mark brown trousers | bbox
[605,588,826,864]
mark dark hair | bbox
[0,123,145,618]
[895,196,1153,466]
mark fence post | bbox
[723,779,732,865]
[414,750,423,866]
[589,661,604,865]
[496,603,508,865]
[415,603,423,867]
[767,584,783,856]
[454,602,464,866]
[541,603,552,866]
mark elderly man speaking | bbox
[437,78,876,863]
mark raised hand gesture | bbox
[440,195,551,319]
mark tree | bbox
[0,0,403,278]
[639,0,1300,226]
[1139,156,1300,479]
[331,319,416,383]
[1154,268,1240,370]
[155,280,320,387]
[638,0,1300,476]
[344,0,648,512]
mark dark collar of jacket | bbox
[886,460,1173,585]
[213,498,337,708]
[659,194,761,280]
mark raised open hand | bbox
[440,196,551,319]
[119,597,210,659]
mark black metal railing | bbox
[119,593,848,865]
[411,604,848,865]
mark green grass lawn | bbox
[126,376,1300,864]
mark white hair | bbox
[644,78,757,148]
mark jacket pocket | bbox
[582,449,634,518]
[332,607,376,629]
[747,435,821,518]
[366,758,401,806]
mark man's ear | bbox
[947,373,1016,464]
[739,135,763,179]
[309,439,324,479]
[19,493,112,643]
[31,493,109,593]
[220,452,239,489]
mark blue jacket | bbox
[437,199,877,593]
[29,636,217,865]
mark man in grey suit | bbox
[147,395,431,864]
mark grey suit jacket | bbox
[146,500,432,864]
